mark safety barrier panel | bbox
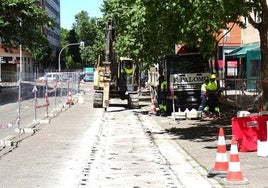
[0,72,84,140]
[219,77,261,111]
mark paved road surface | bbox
[0,86,220,188]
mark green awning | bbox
[247,48,261,60]
[225,42,260,58]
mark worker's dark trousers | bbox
[204,92,219,114]
[159,90,168,113]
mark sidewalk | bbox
[0,88,219,188]
[140,90,267,188]
[0,88,104,188]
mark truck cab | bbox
[149,53,210,113]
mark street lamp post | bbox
[58,41,84,72]
[17,19,23,130]
[223,29,230,95]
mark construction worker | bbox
[198,78,209,112]
[124,63,133,75]
[204,74,220,117]
[157,75,168,116]
[124,63,133,84]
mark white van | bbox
[45,73,60,82]
[38,72,60,82]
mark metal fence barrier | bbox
[219,77,262,111]
[0,71,86,140]
[0,73,263,140]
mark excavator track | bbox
[128,93,139,109]
[93,92,103,108]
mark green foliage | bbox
[63,0,268,109]
[61,0,266,76]
[60,12,105,69]
[29,29,51,68]
[68,29,82,68]
[0,0,54,67]
[0,0,54,48]
[101,0,250,68]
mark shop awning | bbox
[225,42,260,58]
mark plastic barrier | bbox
[257,122,268,157]
[232,115,268,152]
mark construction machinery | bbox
[93,18,139,110]
[147,52,211,114]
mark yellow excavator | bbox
[93,18,140,110]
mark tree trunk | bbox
[247,1,268,111]
[260,28,268,110]
[214,41,220,86]
[258,1,268,111]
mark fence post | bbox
[45,81,49,117]
[33,85,38,120]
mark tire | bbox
[93,92,103,108]
[128,94,139,109]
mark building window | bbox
[3,57,13,63]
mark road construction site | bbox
[144,90,268,188]
[0,83,267,187]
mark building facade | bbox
[224,13,262,90]
[0,0,61,82]
[40,0,61,58]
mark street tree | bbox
[73,12,105,67]
[244,1,268,110]
[66,29,82,69]
[101,0,146,62]
[0,0,54,50]
[59,28,70,70]
[101,0,245,65]
[30,29,51,69]
[68,11,105,68]
[101,0,268,110]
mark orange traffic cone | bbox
[149,97,156,114]
[66,91,74,105]
[208,127,228,177]
[224,135,248,184]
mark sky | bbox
[60,0,103,30]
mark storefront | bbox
[225,42,260,91]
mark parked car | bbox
[82,73,94,82]
[37,73,60,82]
[37,75,46,82]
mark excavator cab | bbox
[119,57,138,91]
[116,57,139,108]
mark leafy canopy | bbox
[60,11,105,69]
[0,0,54,52]
[101,0,247,66]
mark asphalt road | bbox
[0,85,103,187]
[0,81,78,139]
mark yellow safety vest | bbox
[124,68,133,75]
[206,81,217,92]
[161,81,167,90]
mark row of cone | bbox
[149,96,157,113]
[66,91,74,105]
[148,92,247,184]
[208,127,248,184]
